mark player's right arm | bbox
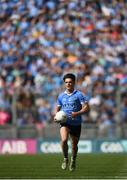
[54,105,61,114]
[54,105,61,122]
[55,93,63,113]
[54,94,62,121]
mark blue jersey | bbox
[57,90,87,126]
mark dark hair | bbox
[63,73,76,82]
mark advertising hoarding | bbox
[37,140,92,153]
[0,139,36,154]
[95,140,127,153]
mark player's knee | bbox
[61,139,68,145]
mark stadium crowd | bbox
[0,0,127,137]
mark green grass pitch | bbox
[0,154,127,179]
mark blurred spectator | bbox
[120,96,127,123]
[16,89,38,126]
[0,107,11,125]
[98,113,115,138]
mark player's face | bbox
[64,78,75,92]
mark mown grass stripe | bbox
[0,154,127,179]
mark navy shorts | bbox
[60,123,81,138]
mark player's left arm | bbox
[71,92,89,118]
[71,102,89,118]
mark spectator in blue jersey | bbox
[54,73,89,171]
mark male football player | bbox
[54,73,89,171]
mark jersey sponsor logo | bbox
[62,102,77,109]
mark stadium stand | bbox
[0,0,127,139]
